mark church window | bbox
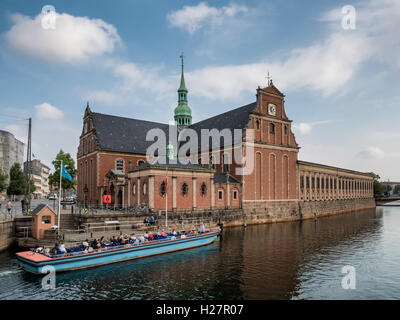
[182,183,188,196]
[201,183,207,196]
[138,160,145,166]
[233,190,238,200]
[300,176,304,189]
[223,154,230,173]
[312,177,315,189]
[160,181,166,196]
[269,123,275,134]
[218,190,223,200]
[284,125,288,135]
[210,156,216,169]
[255,119,260,130]
[306,176,310,189]
[116,159,124,171]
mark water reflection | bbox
[1,207,400,300]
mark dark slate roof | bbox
[190,102,256,135]
[32,204,55,216]
[91,102,256,155]
[92,112,169,155]
[214,173,241,184]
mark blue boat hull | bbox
[17,231,219,274]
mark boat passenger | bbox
[199,224,205,233]
[148,233,154,241]
[58,243,67,253]
[160,231,167,238]
[138,235,145,244]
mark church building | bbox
[76,59,375,219]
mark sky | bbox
[0,0,399,181]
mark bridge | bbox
[376,197,400,206]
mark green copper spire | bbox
[174,54,192,127]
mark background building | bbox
[0,130,24,183]
[24,159,51,199]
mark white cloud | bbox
[34,103,64,119]
[357,147,385,160]
[167,2,248,34]
[293,123,313,135]
[4,12,120,63]
[293,120,336,135]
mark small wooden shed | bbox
[31,204,56,240]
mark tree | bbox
[7,163,26,196]
[370,172,384,199]
[48,149,77,191]
[0,168,8,193]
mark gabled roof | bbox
[92,112,169,155]
[214,173,241,184]
[261,82,285,97]
[32,204,56,216]
[190,102,256,134]
[91,102,257,155]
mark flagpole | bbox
[165,166,168,229]
[58,160,62,232]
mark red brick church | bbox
[76,60,374,216]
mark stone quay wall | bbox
[242,198,376,225]
[0,219,15,252]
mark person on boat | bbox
[199,224,205,233]
[138,235,145,244]
[58,243,67,254]
[147,233,154,241]
[160,231,167,238]
[171,230,177,236]
[92,238,99,249]
[82,239,89,250]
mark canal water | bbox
[1,204,400,300]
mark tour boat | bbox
[16,228,220,274]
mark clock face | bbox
[268,103,277,116]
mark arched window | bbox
[137,160,145,166]
[116,159,124,171]
[182,183,188,196]
[210,156,216,169]
[218,190,223,200]
[269,123,275,134]
[201,183,207,196]
[233,189,238,200]
[160,181,166,196]
[223,154,230,173]
[255,119,260,130]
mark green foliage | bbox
[48,149,77,190]
[0,168,7,193]
[7,163,26,196]
[370,172,384,198]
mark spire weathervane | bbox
[180,53,184,73]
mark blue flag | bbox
[61,164,73,182]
